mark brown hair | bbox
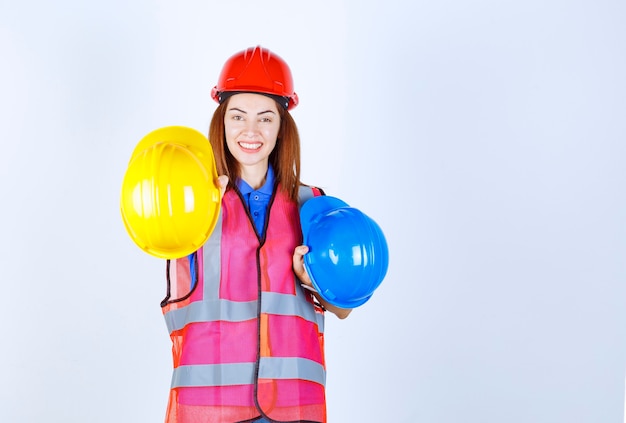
[208,97,302,202]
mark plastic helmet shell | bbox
[211,46,299,110]
[120,126,221,259]
[300,196,389,308]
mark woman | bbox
[160,46,351,423]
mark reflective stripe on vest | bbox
[164,291,325,332]
[172,357,326,387]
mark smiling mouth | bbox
[239,141,262,150]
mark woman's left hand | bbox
[292,245,352,319]
[292,245,314,288]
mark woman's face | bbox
[224,93,281,173]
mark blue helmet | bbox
[300,196,389,308]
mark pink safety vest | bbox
[161,185,326,423]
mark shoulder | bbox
[297,184,326,207]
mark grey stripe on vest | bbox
[164,299,258,333]
[171,362,255,388]
[262,292,325,330]
[203,212,223,301]
[172,358,326,388]
[259,357,326,385]
[164,291,324,334]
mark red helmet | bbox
[211,46,299,110]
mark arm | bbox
[292,245,352,319]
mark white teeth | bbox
[239,142,261,149]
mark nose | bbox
[243,119,259,136]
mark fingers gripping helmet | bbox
[120,126,221,259]
[300,196,390,308]
[211,46,299,110]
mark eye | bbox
[259,117,272,123]
[231,115,244,121]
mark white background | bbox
[1,1,625,422]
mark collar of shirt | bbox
[236,164,275,197]
[236,165,275,236]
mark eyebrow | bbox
[228,107,276,115]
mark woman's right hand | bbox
[217,175,229,197]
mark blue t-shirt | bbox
[236,165,275,237]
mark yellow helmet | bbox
[120,126,221,259]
